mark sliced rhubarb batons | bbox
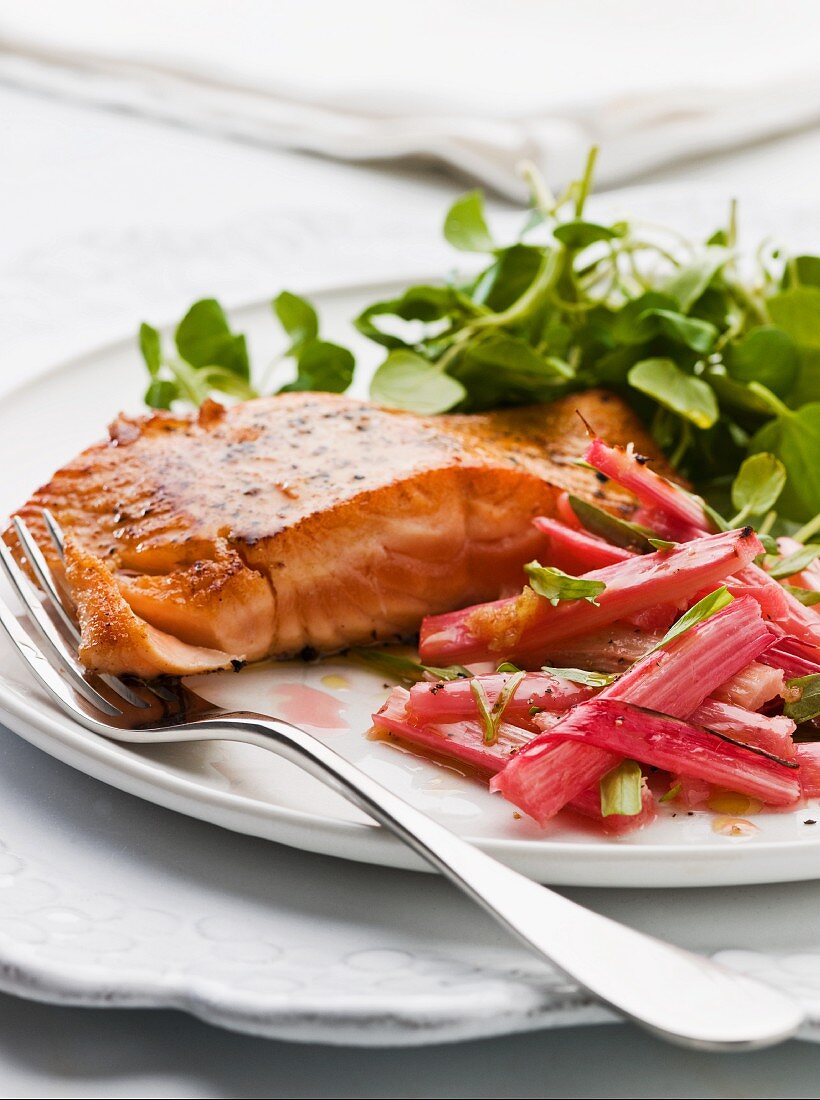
[490,596,775,824]
[540,699,800,806]
[371,689,651,835]
[407,671,595,727]
[420,528,763,666]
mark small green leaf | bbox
[629,358,719,429]
[496,661,523,674]
[175,298,250,380]
[272,291,319,354]
[635,309,718,354]
[470,679,497,744]
[659,782,682,804]
[767,287,820,349]
[553,220,623,249]
[750,404,820,522]
[443,190,495,253]
[600,760,643,817]
[662,248,727,312]
[144,379,178,409]
[730,453,786,521]
[568,495,657,552]
[783,585,820,606]
[355,285,470,349]
[280,339,354,394]
[139,322,162,377]
[768,544,820,580]
[541,666,616,687]
[655,586,733,651]
[725,326,799,397]
[370,350,466,414]
[524,562,606,607]
[648,538,677,551]
[784,674,820,723]
[349,648,469,686]
[783,255,820,288]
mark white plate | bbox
[3,193,820,889]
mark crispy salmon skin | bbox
[9,390,670,677]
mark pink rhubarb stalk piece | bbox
[712,662,785,711]
[585,437,709,539]
[420,528,763,666]
[566,782,657,835]
[371,690,652,835]
[541,699,801,807]
[490,596,775,824]
[691,699,796,759]
[727,565,820,650]
[407,671,595,727]
[532,516,633,572]
[760,637,820,679]
[372,687,533,774]
[795,744,820,798]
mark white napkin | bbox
[2,0,820,199]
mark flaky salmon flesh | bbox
[8,390,671,678]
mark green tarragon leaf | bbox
[767,544,820,580]
[568,495,657,552]
[541,666,617,687]
[655,586,733,651]
[600,760,643,817]
[349,648,470,686]
[524,562,606,607]
[784,674,820,724]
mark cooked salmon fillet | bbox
[10,390,670,677]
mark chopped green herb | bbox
[541,666,616,687]
[785,674,820,724]
[496,661,523,674]
[600,760,643,817]
[349,649,469,686]
[767,544,820,580]
[783,585,820,606]
[524,562,606,607]
[659,782,683,804]
[568,495,657,552]
[654,586,734,651]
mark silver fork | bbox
[0,512,803,1050]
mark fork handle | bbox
[191,712,800,1050]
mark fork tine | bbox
[31,513,161,709]
[42,508,65,555]
[0,590,114,723]
[0,540,123,716]
[12,516,79,642]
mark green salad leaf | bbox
[349,649,469,685]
